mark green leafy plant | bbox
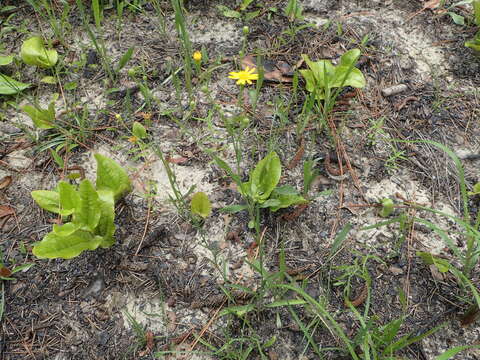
[215,151,307,229]
[300,49,366,100]
[31,154,131,259]
[22,100,56,129]
[20,36,58,68]
[465,0,480,51]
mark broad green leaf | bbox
[94,153,132,201]
[447,12,465,25]
[0,55,13,66]
[0,73,30,95]
[40,76,56,84]
[53,222,80,236]
[259,198,282,208]
[76,179,101,231]
[301,55,335,85]
[332,66,366,88]
[132,121,147,139]
[268,190,307,212]
[339,48,361,67]
[249,151,281,201]
[96,190,115,247]
[58,181,80,216]
[31,190,60,213]
[32,230,103,259]
[20,36,58,68]
[22,102,55,129]
[191,192,212,218]
[417,252,451,273]
[299,69,316,93]
[379,198,394,218]
[272,185,299,196]
[245,10,260,20]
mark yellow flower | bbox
[228,66,258,85]
[193,51,202,62]
[127,135,138,143]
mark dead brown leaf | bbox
[0,176,12,190]
[138,331,154,356]
[405,0,440,21]
[346,283,368,308]
[0,205,15,218]
[0,265,12,277]
[241,55,293,83]
[166,156,189,164]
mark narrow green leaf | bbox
[117,47,134,72]
[220,204,248,213]
[219,304,255,317]
[435,345,480,360]
[447,12,465,25]
[32,230,103,259]
[328,223,352,260]
[216,5,241,18]
[20,36,58,68]
[417,252,451,273]
[0,73,30,95]
[191,192,212,218]
[92,0,102,28]
[94,154,132,201]
[40,76,56,84]
[76,180,101,231]
[31,190,61,213]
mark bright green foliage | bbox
[20,36,58,68]
[22,101,56,129]
[132,121,147,139]
[284,0,303,21]
[300,49,366,99]
[0,55,13,66]
[95,153,132,201]
[417,251,451,273]
[465,1,480,51]
[379,198,394,218]
[468,182,480,196]
[191,192,212,218]
[239,152,307,212]
[0,73,30,95]
[31,155,131,259]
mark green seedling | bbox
[216,151,307,229]
[379,198,394,217]
[20,36,58,68]
[300,49,366,100]
[31,154,131,259]
[191,191,212,219]
[284,0,303,21]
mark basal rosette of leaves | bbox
[31,154,131,259]
[240,151,307,211]
[300,48,366,99]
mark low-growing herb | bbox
[31,154,131,259]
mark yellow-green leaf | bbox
[191,192,212,218]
